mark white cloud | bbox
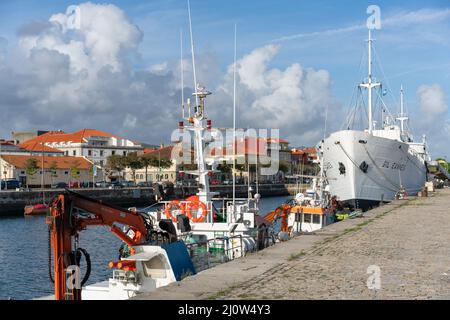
[273,8,450,42]
[0,3,339,149]
[208,45,338,146]
[19,2,143,73]
[417,84,448,122]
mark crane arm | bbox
[46,190,151,300]
[263,204,292,232]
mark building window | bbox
[123,151,127,156]
[65,151,69,156]
[88,150,92,156]
[100,151,104,157]
[112,151,116,156]
[65,171,69,175]
[165,174,168,179]
[73,150,76,156]
[100,160,104,166]
[313,214,321,224]
[304,214,312,223]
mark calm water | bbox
[0,196,290,300]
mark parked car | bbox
[121,181,136,188]
[110,181,123,189]
[95,181,110,188]
[1,179,21,190]
[137,181,152,187]
[69,182,80,188]
[51,182,68,189]
[210,179,220,185]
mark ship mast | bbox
[397,85,409,137]
[360,29,380,134]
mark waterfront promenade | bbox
[136,189,450,300]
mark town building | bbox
[207,136,291,183]
[20,129,144,168]
[125,145,178,183]
[0,139,63,156]
[11,130,50,145]
[291,147,318,176]
[0,154,101,188]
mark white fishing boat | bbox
[143,86,272,265]
[321,28,429,210]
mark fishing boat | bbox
[143,85,272,263]
[24,203,49,216]
[321,28,429,210]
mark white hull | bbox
[322,130,427,207]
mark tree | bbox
[70,160,81,185]
[106,155,127,181]
[279,161,290,174]
[49,161,58,186]
[25,158,39,189]
[436,158,449,173]
[140,157,153,183]
[124,152,144,183]
[141,153,173,182]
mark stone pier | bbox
[135,189,450,300]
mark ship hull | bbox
[322,130,427,210]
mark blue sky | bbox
[0,0,449,158]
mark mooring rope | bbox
[336,142,399,193]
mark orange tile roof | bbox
[22,129,120,145]
[266,138,289,144]
[291,149,305,155]
[142,145,174,158]
[303,147,317,154]
[1,155,93,170]
[19,141,64,153]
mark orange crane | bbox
[263,203,292,233]
[46,191,153,300]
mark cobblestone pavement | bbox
[219,190,450,300]
[135,190,450,300]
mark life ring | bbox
[185,200,208,223]
[165,200,184,222]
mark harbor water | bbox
[0,195,290,300]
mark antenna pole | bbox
[180,30,185,119]
[368,29,373,133]
[187,0,199,107]
[360,29,380,134]
[396,85,409,138]
[400,85,404,133]
[233,24,237,208]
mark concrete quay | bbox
[135,189,450,300]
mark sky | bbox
[0,0,449,158]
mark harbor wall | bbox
[0,184,293,216]
[0,188,155,216]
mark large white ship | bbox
[321,29,429,210]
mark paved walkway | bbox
[135,189,450,300]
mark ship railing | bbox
[207,235,244,265]
[252,225,275,252]
[185,242,211,272]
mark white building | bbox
[21,129,144,168]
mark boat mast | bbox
[397,85,409,136]
[186,0,215,208]
[188,0,199,108]
[232,24,237,209]
[360,29,380,134]
[180,30,185,119]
